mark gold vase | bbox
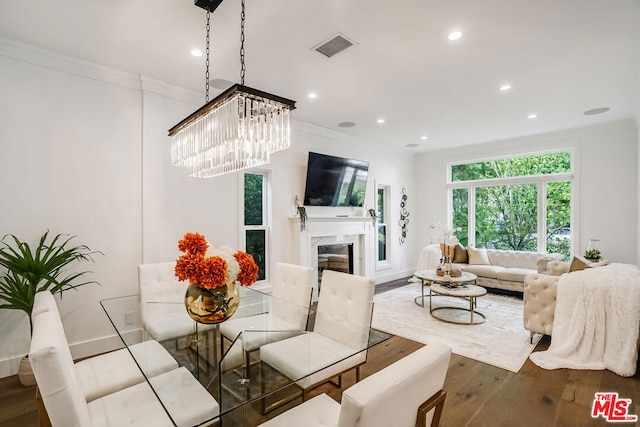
[184,281,240,324]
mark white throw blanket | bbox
[530,264,640,377]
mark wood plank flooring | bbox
[2,277,638,427]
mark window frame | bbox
[447,149,575,255]
[375,182,391,271]
[240,170,271,284]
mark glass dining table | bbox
[101,287,388,426]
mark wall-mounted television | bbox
[303,152,369,207]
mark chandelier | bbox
[168,0,296,178]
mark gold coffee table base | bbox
[428,282,488,326]
[430,305,486,325]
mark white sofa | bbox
[416,244,565,293]
[455,248,565,292]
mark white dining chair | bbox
[258,342,452,427]
[31,290,179,402]
[138,262,216,341]
[29,308,219,427]
[219,262,314,355]
[259,270,375,411]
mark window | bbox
[376,184,390,266]
[243,172,269,281]
[449,151,572,259]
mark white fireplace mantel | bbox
[289,216,376,299]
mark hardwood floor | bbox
[2,278,638,427]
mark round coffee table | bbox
[413,270,478,308]
[429,283,487,325]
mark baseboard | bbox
[374,268,415,285]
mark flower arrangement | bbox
[175,232,258,289]
[429,223,461,258]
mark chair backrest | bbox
[314,270,375,349]
[138,262,186,323]
[32,289,61,318]
[271,262,314,329]
[337,342,452,427]
[29,297,91,426]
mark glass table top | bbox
[100,286,388,426]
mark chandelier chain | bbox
[240,0,245,85]
[205,11,211,103]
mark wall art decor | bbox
[399,187,409,245]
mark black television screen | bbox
[303,152,369,207]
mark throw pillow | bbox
[568,255,610,272]
[467,246,490,265]
[453,244,468,263]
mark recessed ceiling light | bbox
[583,107,610,115]
[406,143,419,148]
[448,31,463,41]
[338,121,356,128]
[420,136,428,140]
[307,92,318,99]
[190,49,203,57]
[500,84,512,91]
[377,118,385,124]
[528,114,538,119]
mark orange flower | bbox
[234,251,259,286]
[198,256,227,289]
[178,232,208,256]
[175,232,257,289]
[175,253,203,284]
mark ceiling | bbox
[1,0,639,152]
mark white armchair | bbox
[219,262,314,353]
[258,342,452,427]
[523,260,569,342]
[259,270,375,411]
[29,308,219,427]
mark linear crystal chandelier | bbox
[168,0,296,178]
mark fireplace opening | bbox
[317,243,353,288]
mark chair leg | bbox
[417,389,447,427]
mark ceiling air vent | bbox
[313,33,356,58]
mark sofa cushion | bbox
[497,267,537,282]
[462,265,504,279]
[453,244,468,263]
[467,247,490,265]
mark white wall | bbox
[415,120,639,264]
[0,38,416,376]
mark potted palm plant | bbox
[0,231,101,385]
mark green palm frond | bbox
[0,230,102,322]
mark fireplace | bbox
[290,216,375,300]
[317,243,354,284]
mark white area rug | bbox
[371,282,541,373]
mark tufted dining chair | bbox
[138,262,216,341]
[259,270,375,411]
[29,300,219,426]
[219,262,314,355]
[258,342,452,427]
[31,290,179,402]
